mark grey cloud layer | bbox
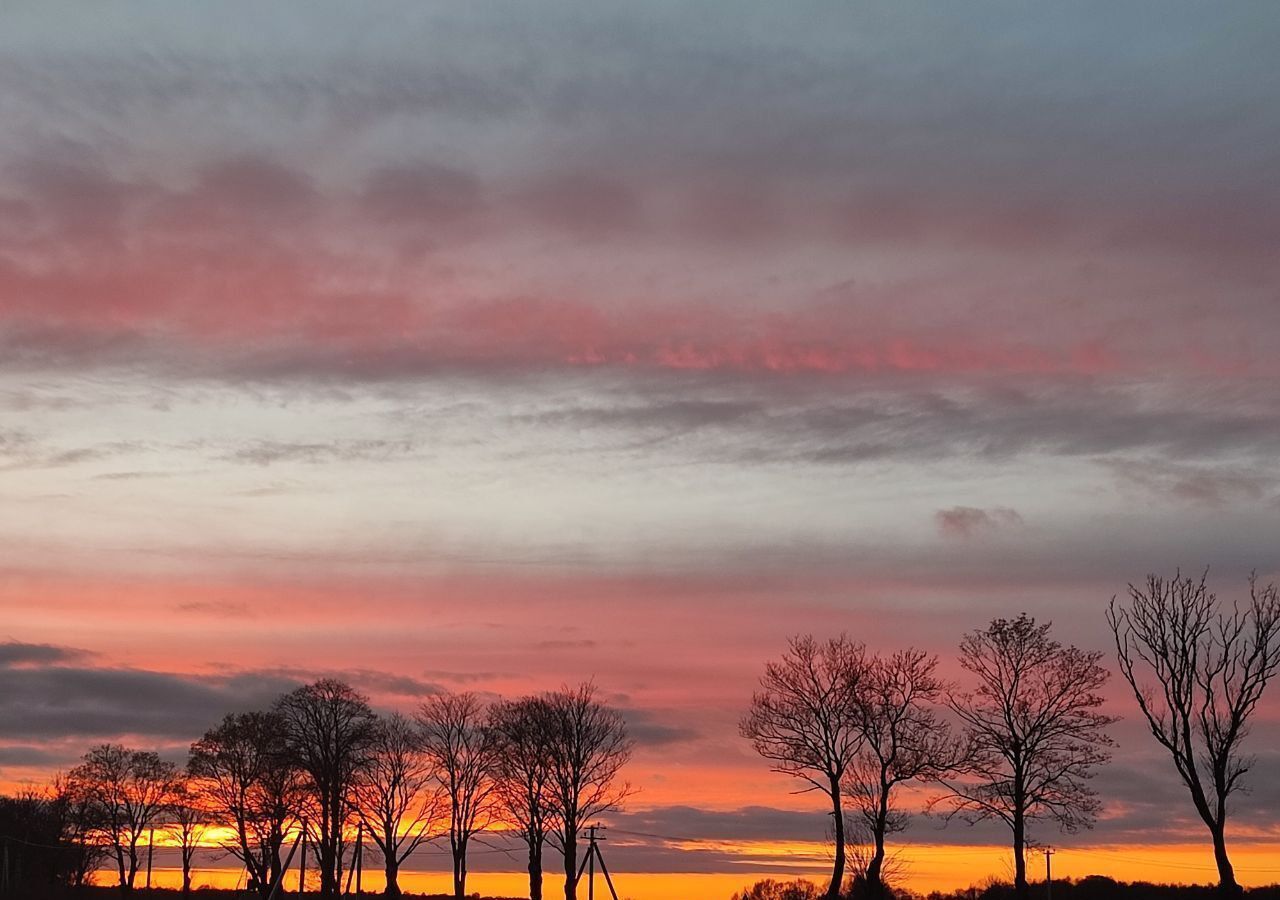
[2,370,1277,592]
[1,2,1278,390]
[5,3,1277,193]
[0,650,444,749]
[0,640,89,667]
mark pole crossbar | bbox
[578,824,619,900]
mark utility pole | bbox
[1043,847,1055,900]
[266,830,305,900]
[344,823,364,896]
[147,827,155,890]
[355,826,363,895]
[299,827,307,896]
[574,824,619,900]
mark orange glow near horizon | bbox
[89,842,1280,898]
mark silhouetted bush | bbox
[917,878,1280,900]
[732,877,823,900]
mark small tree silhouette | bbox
[935,614,1115,900]
[417,692,499,900]
[188,710,306,899]
[489,695,558,900]
[166,779,209,899]
[1108,570,1280,898]
[67,744,179,893]
[742,635,866,900]
[352,712,444,898]
[276,679,378,899]
[542,683,633,900]
[847,648,963,899]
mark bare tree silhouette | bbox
[352,712,444,898]
[166,778,207,899]
[50,772,108,889]
[489,696,557,900]
[0,786,103,893]
[276,680,378,899]
[741,635,866,900]
[417,692,499,900]
[1108,570,1280,898]
[847,648,962,899]
[936,614,1115,900]
[543,683,633,900]
[66,744,179,894]
[188,711,307,899]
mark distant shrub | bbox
[731,877,823,900]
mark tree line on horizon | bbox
[0,682,631,900]
[1,569,1277,900]
[741,569,1280,900]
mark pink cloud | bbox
[935,506,1024,539]
[2,152,1277,384]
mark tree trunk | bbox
[865,776,891,899]
[318,840,339,899]
[384,857,401,898]
[268,835,284,892]
[528,837,543,900]
[452,836,467,900]
[318,796,343,900]
[828,775,845,900]
[563,833,578,900]
[115,844,128,891]
[182,860,192,899]
[1211,824,1241,898]
[1012,810,1028,900]
[866,811,887,897]
[126,844,140,891]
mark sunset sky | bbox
[2,3,1279,896]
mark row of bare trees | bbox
[744,570,1280,900]
[42,680,631,900]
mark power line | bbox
[1064,847,1280,875]
[612,829,1280,876]
[608,827,702,843]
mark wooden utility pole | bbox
[344,823,364,896]
[1043,847,1055,900]
[146,827,155,890]
[355,825,363,895]
[574,824,619,900]
[299,827,307,896]
[266,830,305,900]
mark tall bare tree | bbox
[188,710,307,899]
[276,680,379,899]
[1108,570,1280,897]
[937,614,1115,900]
[353,712,444,898]
[847,648,961,899]
[417,692,500,900]
[741,635,865,900]
[489,696,557,900]
[67,744,179,893]
[544,683,633,900]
